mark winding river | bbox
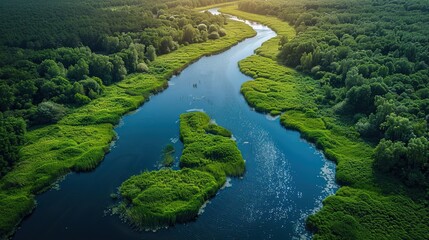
[14,9,338,240]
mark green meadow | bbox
[220,5,295,59]
[118,112,245,228]
[0,19,255,237]
[220,5,429,240]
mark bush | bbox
[136,62,149,73]
[208,32,220,40]
[218,28,227,37]
[34,101,67,124]
[74,93,91,106]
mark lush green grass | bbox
[180,112,245,185]
[307,186,429,240]
[239,55,317,115]
[220,4,296,59]
[118,112,245,228]
[0,19,255,237]
[280,111,374,187]
[218,6,429,240]
[119,168,218,228]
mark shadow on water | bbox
[13,9,338,240]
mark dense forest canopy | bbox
[0,0,234,177]
[238,0,429,190]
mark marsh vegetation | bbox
[118,112,245,228]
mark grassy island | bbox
[118,112,245,228]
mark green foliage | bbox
[204,123,231,137]
[0,123,114,236]
[0,83,15,111]
[145,45,157,62]
[0,115,26,178]
[0,0,231,129]
[220,5,296,59]
[67,59,89,81]
[0,16,256,238]
[180,112,245,182]
[238,55,317,115]
[34,101,67,124]
[307,187,429,240]
[119,112,245,228]
[374,137,428,187]
[221,3,429,239]
[162,144,175,167]
[136,62,149,73]
[208,32,220,40]
[38,60,65,79]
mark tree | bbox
[300,52,313,71]
[406,137,429,170]
[197,23,207,32]
[345,85,372,113]
[134,43,146,62]
[345,67,364,89]
[159,36,175,54]
[34,101,67,124]
[111,55,127,83]
[182,24,197,44]
[14,80,37,109]
[38,60,65,79]
[146,45,157,62]
[67,59,89,81]
[103,36,120,54]
[374,139,407,173]
[381,113,415,142]
[208,32,220,40]
[208,24,219,33]
[0,82,15,111]
[0,115,26,177]
[136,62,149,73]
[79,77,103,98]
[218,28,226,37]
[89,54,113,85]
[119,44,139,73]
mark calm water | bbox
[14,9,338,240]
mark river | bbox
[13,9,338,240]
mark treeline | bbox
[0,114,26,177]
[0,0,230,177]
[238,0,429,188]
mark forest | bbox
[227,0,429,239]
[238,0,429,193]
[0,0,233,177]
[1,0,428,239]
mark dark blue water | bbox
[14,10,338,240]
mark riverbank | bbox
[219,4,428,240]
[0,19,256,238]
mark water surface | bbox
[14,10,338,240]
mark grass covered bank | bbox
[219,5,429,240]
[220,5,295,59]
[118,112,245,228]
[0,19,255,238]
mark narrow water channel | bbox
[14,9,338,240]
